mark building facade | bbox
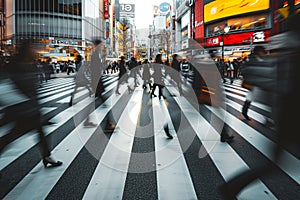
[3,0,106,60]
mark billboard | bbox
[204,0,270,22]
[104,0,109,19]
[119,3,135,18]
[205,30,270,47]
[194,0,204,45]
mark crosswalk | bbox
[0,74,299,200]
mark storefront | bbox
[203,0,271,60]
[206,30,270,60]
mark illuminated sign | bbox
[159,2,171,13]
[194,0,204,45]
[205,30,270,47]
[204,0,270,22]
[104,0,109,19]
[119,3,135,18]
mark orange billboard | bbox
[204,0,270,23]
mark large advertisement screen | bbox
[204,0,270,23]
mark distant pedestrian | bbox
[170,54,182,95]
[150,54,165,99]
[115,56,128,95]
[141,59,152,91]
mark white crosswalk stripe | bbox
[1,76,299,200]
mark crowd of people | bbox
[1,12,299,199]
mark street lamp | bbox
[221,26,230,60]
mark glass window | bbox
[181,27,188,39]
[228,14,268,30]
[49,0,54,12]
[35,0,39,11]
[15,0,19,11]
[181,12,190,29]
[206,14,269,37]
[54,0,59,12]
[59,0,64,14]
[30,0,34,11]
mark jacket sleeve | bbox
[241,58,277,92]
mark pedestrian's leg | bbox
[242,100,251,120]
[69,86,78,106]
[86,85,93,96]
[151,84,157,97]
[242,90,252,120]
[37,125,51,159]
[158,85,164,99]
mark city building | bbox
[2,0,107,61]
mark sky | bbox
[120,0,173,30]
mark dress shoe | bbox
[159,95,166,100]
[220,134,234,142]
[84,122,98,127]
[242,112,251,121]
[43,156,63,168]
[106,124,116,130]
[164,124,173,139]
[127,86,133,93]
[150,93,157,98]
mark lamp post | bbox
[221,26,230,60]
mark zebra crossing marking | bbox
[3,82,130,200]
[82,88,143,200]
[205,105,300,184]
[225,98,272,125]
[225,91,271,112]
[165,84,277,200]
[152,97,198,200]
[37,81,74,94]
[0,96,93,171]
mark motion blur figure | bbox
[90,39,105,98]
[240,45,267,121]
[0,40,62,168]
[219,13,300,199]
[150,54,165,99]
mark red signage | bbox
[194,0,204,46]
[104,0,109,19]
[205,30,270,47]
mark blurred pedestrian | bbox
[226,61,234,84]
[90,39,115,130]
[240,45,267,121]
[150,54,165,99]
[0,40,62,168]
[170,54,183,95]
[219,13,300,199]
[141,58,152,91]
[128,56,139,89]
[44,58,53,82]
[69,60,96,127]
[115,56,128,95]
[90,39,105,98]
[67,60,76,75]
[218,59,227,83]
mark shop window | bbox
[181,28,188,39]
[206,14,269,37]
[228,14,268,31]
